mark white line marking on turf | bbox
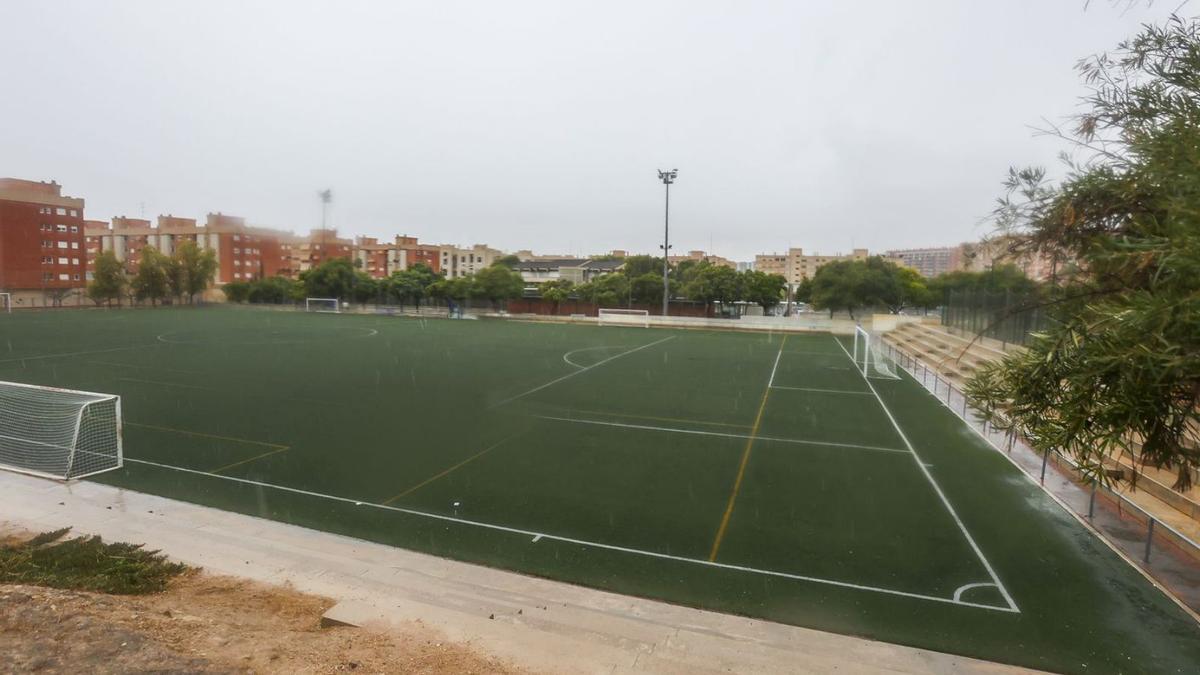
[117,455,1016,612]
[953,581,999,602]
[490,336,676,408]
[769,385,872,396]
[832,336,1020,614]
[0,343,161,365]
[532,534,543,542]
[534,415,909,456]
[562,345,631,370]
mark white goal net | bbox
[0,381,123,480]
[853,326,901,380]
[0,293,10,313]
[597,308,651,327]
[305,297,340,313]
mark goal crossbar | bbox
[0,380,123,480]
[598,308,651,327]
[305,297,340,313]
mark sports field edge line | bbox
[832,335,1020,614]
[112,454,1016,613]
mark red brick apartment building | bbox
[85,213,308,288]
[301,229,353,272]
[353,234,442,279]
[0,178,87,307]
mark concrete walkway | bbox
[0,471,1035,674]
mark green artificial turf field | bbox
[1,306,1198,672]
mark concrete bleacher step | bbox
[1104,454,1200,524]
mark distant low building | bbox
[667,249,736,269]
[354,234,442,278]
[514,258,624,285]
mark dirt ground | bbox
[0,570,532,674]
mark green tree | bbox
[539,279,574,314]
[87,251,126,306]
[968,16,1200,491]
[629,272,664,306]
[492,254,521,269]
[862,257,932,314]
[809,260,867,319]
[472,265,525,310]
[131,246,171,305]
[793,277,814,305]
[620,255,663,279]
[222,281,251,303]
[247,276,296,304]
[576,273,630,307]
[300,258,358,300]
[173,240,219,304]
[741,270,787,313]
[683,263,743,314]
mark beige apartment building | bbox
[754,247,872,285]
[439,243,504,278]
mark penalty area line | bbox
[117,455,1017,613]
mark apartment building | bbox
[884,246,963,278]
[439,243,504,278]
[667,249,736,269]
[961,236,1065,282]
[299,228,353,272]
[354,235,442,279]
[85,213,303,285]
[753,247,872,286]
[0,178,87,307]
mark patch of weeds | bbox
[0,528,188,594]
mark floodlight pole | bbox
[657,169,677,317]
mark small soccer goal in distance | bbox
[305,297,340,313]
[853,326,901,380]
[597,308,651,327]
[0,292,11,313]
[0,381,123,480]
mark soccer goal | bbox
[852,326,901,380]
[305,297,340,313]
[597,308,651,327]
[0,381,123,480]
[0,293,10,313]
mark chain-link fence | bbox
[940,289,1048,347]
[880,338,1200,611]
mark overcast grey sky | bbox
[0,1,1183,260]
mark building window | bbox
[58,257,68,265]
[70,225,78,233]
[69,209,78,217]
[39,207,51,214]
[55,207,66,215]
[71,242,79,249]
[73,274,80,281]
[57,241,68,249]
[72,258,79,265]
[58,273,69,281]
[56,224,67,232]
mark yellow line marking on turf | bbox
[708,335,787,562]
[124,422,288,450]
[382,432,524,504]
[210,446,291,474]
[559,409,752,430]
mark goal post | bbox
[0,381,123,480]
[304,297,340,313]
[597,308,651,328]
[853,326,901,380]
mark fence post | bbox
[1145,518,1156,563]
[1040,448,1050,484]
[1088,479,1097,519]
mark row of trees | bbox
[87,241,218,306]
[223,258,528,311]
[799,257,1041,318]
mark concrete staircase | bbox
[883,321,1008,386]
[885,322,1200,538]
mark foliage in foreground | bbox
[968,16,1200,491]
[0,528,188,595]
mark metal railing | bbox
[879,339,1200,610]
